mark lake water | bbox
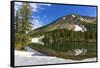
[29,40,97,60]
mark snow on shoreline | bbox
[15,50,96,66]
[31,36,44,45]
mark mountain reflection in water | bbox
[29,40,96,60]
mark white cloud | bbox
[32,19,44,29]
[15,2,51,13]
[14,2,38,12]
[30,3,38,9]
[30,3,51,12]
[39,3,51,6]
[31,15,40,20]
[30,3,38,12]
[14,2,49,29]
[15,2,22,11]
[14,2,22,15]
[46,4,51,6]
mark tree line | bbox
[30,27,96,43]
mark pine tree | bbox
[15,3,32,50]
[19,3,32,33]
[15,10,19,32]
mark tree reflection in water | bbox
[29,40,96,60]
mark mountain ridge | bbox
[34,14,96,30]
[30,14,96,34]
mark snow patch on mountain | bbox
[72,14,76,18]
[73,25,87,32]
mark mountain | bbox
[30,14,96,34]
[27,14,96,60]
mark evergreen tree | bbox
[19,3,32,33]
[15,3,32,50]
[15,10,19,32]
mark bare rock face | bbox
[30,14,96,33]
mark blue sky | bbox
[15,2,96,29]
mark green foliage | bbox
[30,27,96,43]
[18,3,32,33]
[15,33,31,50]
[28,27,96,60]
[26,14,97,60]
[29,41,96,60]
[15,3,32,50]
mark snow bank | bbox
[15,50,96,66]
[31,36,44,45]
[15,50,34,57]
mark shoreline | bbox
[15,50,96,66]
